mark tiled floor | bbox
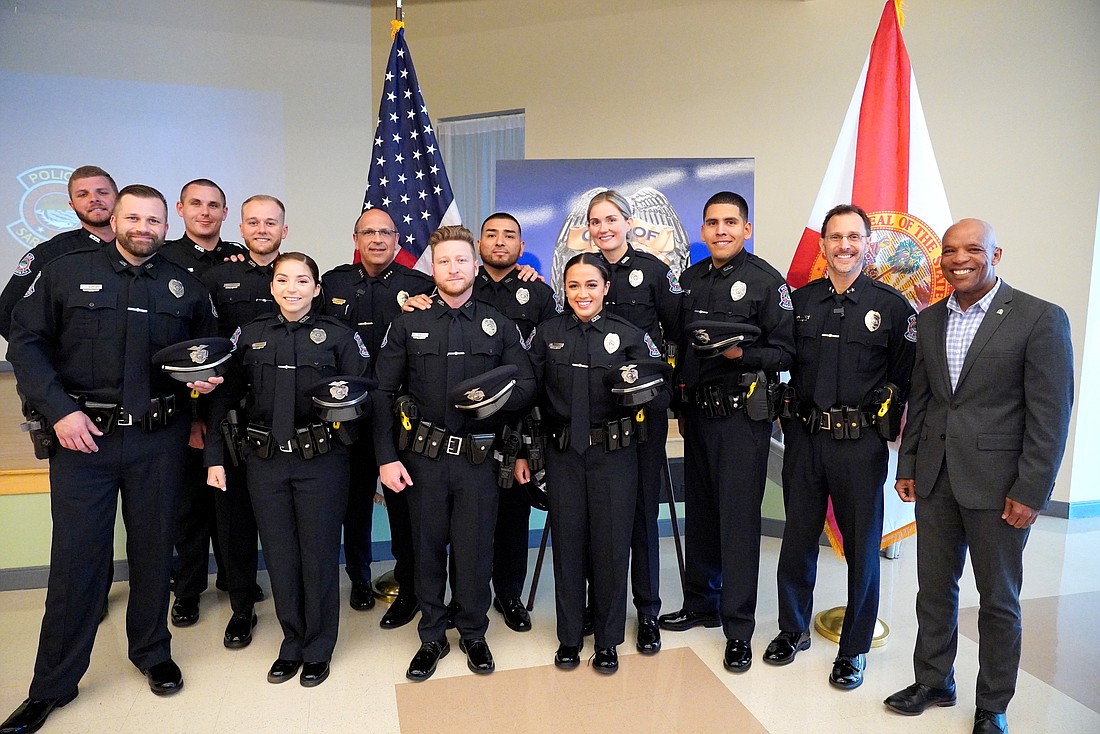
[2,516,1098,733]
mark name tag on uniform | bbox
[331,297,346,305]
[548,342,565,350]
[251,341,267,349]
[223,283,241,290]
[412,332,429,340]
[80,284,103,292]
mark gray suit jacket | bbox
[897,281,1073,510]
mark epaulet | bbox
[867,278,909,303]
[604,311,641,331]
[322,263,359,279]
[745,251,786,281]
[223,240,246,252]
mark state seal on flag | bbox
[865,211,951,310]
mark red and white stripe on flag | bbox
[787,0,953,556]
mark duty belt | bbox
[403,418,495,465]
[245,422,331,460]
[548,413,644,453]
[797,404,877,440]
[72,394,177,435]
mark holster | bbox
[496,422,523,488]
[331,422,359,447]
[19,412,56,460]
[395,395,419,451]
[523,408,546,473]
[220,408,244,468]
[740,371,772,422]
[633,407,649,444]
[778,383,798,421]
[873,383,902,441]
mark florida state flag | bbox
[787,0,952,557]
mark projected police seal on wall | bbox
[6,165,77,249]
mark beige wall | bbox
[371,0,1100,504]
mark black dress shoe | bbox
[380,591,420,629]
[299,661,330,688]
[723,639,752,673]
[267,658,302,684]
[554,643,582,670]
[762,630,811,665]
[143,659,184,696]
[0,689,77,734]
[884,681,958,715]
[215,578,229,592]
[829,653,866,690]
[170,596,199,627]
[406,640,450,681]
[973,708,1008,733]
[493,597,532,632]
[223,609,258,649]
[593,646,618,674]
[582,606,595,637]
[658,608,721,632]
[349,582,376,611]
[459,637,495,674]
[636,614,661,654]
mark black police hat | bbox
[686,320,761,357]
[152,338,235,383]
[603,359,671,406]
[451,364,518,419]
[306,376,377,423]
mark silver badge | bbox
[693,328,711,344]
[482,318,497,336]
[188,345,209,364]
[169,279,185,298]
[604,332,620,354]
[620,364,639,384]
[465,387,485,402]
[629,269,644,287]
[865,310,881,332]
[329,381,349,400]
[516,287,530,305]
[397,290,409,307]
[310,328,327,344]
[731,281,747,301]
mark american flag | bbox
[362,27,460,271]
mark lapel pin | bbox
[996,309,1004,315]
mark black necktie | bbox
[812,293,846,410]
[271,323,298,443]
[445,310,464,432]
[569,323,591,454]
[123,266,151,418]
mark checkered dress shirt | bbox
[945,278,1001,391]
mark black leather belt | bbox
[796,404,876,440]
[73,394,177,435]
[404,418,496,464]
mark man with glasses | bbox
[764,204,915,690]
[321,208,434,626]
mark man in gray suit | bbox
[883,218,1073,734]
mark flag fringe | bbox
[893,0,906,29]
[880,521,916,549]
[391,19,405,42]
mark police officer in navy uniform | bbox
[159,179,249,629]
[472,212,557,631]
[206,251,371,688]
[199,195,288,650]
[0,165,117,341]
[659,191,795,674]
[2,185,221,734]
[374,225,535,682]
[587,190,681,654]
[321,207,436,624]
[766,204,916,690]
[516,252,669,675]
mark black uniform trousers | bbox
[214,462,261,614]
[491,477,532,601]
[246,446,348,663]
[776,421,886,654]
[546,443,638,649]
[382,485,416,594]
[343,437,378,586]
[30,417,189,699]
[630,410,668,616]
[173,445,226,597]
[913,467,1029,713]
[403,451,498,643]
[682,405,771,641]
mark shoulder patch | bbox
[14,251,34,277]
[231,325,242,347]
[644,333,661,358]
[22,271,41,298]
[778,283,794,311]
[354,331,370,358]
[380,323,392,350]
[905,314,918,343]
[666,270,683,294]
